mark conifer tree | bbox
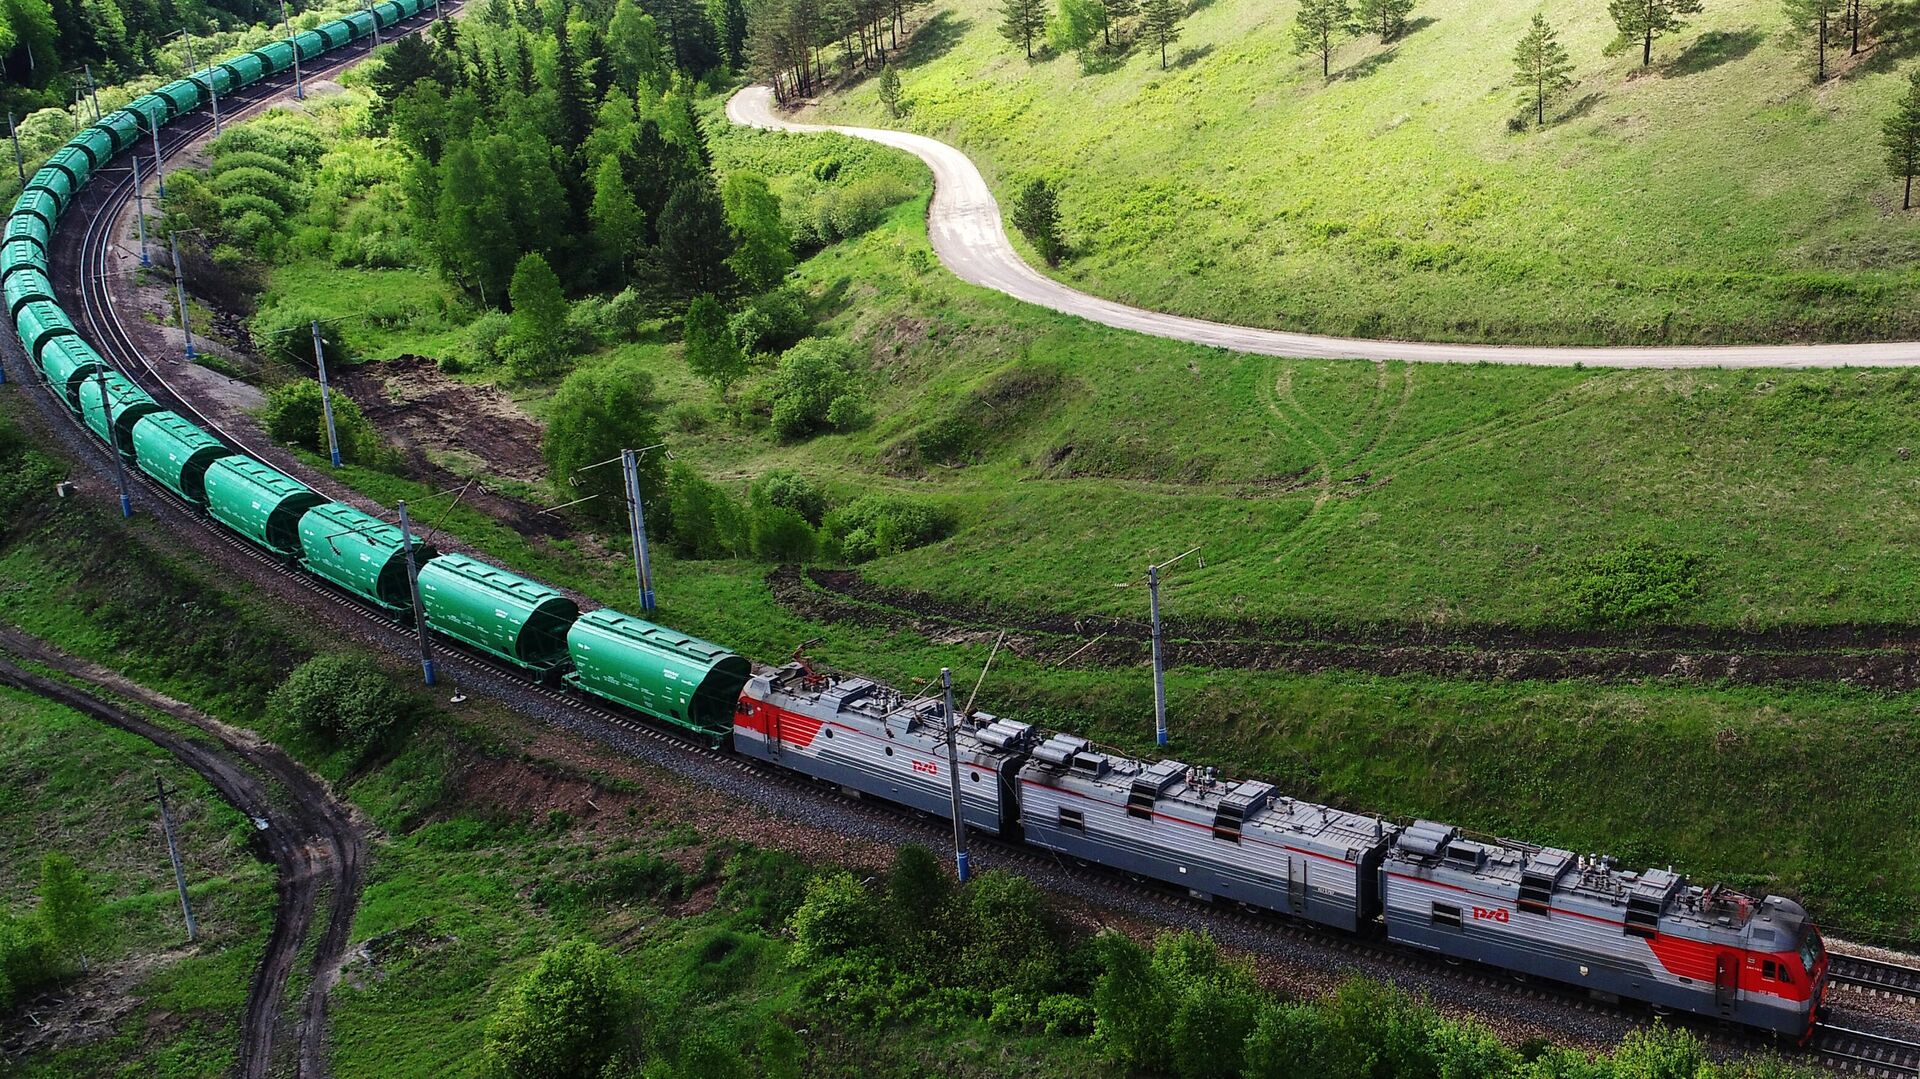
[1783,0,1842,81]
[1292,0,1352,78]
[1884,70,1920,210]
[660,177,738,297]
[1011,177,1066,265]
[1512,13,1574,127]
[36,855,102,975]
[1607,0,1703,66]
[1142,0,1182,67]
[1355,0,1412,41]
[999,0,1047,57]
[1100,0,1139,46]
[878,61,903,117]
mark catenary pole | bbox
[943,667,970,882]
[168,231,196,359]
[311,321,342,467]
[8,112,22,185]
[397,499,437,685]
[1148,563,1167,746]
[152,777,199,943]
[94,369,133,517]
[130,152,152,266]
[84,64,101,120]
[622,448,656,612]
[280,0,305,100]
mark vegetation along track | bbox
[728,84,1920,369]
[775,567,1920,690]
[0,630,367,1079]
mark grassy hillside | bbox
[803,0,1920,344]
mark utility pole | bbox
[621,448,656,612]
[8,112,22,185]
[148,114,165,196]
[365,0,382,47]
[94,369,133,517]
[280,0,305,100]
[150,777,198,943]
[942,667,970,882]
[311,321,341,467]
[396,499,437,685]
[181,31,220,136]
[1148,563,1167,747]
[83,64,101,121]
[130,152,152,266]
[168,231,196,360]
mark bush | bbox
[752,470,826,525]
[730,287,813,355]
[748,503,817,562]
[566,292,644,348]
[768,338,866,441]
[250,302,348,367]
[465,310,514,369]
[667,463,746,559]
[260,379,392,468]
[1566,538,1703,624]
[823,495,953,563]
[668,402,711,433]
[718,848,812,929]
[483,940,639,1079]
[542,359,667,528]
[788,870,879,968]
[268,653,418,750]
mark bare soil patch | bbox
[333,355,548,485]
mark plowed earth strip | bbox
[0,627,366,1079]
[775,567,1920,689]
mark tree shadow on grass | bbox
[1390,15,1438,41]
[1558,91,1604,123]
[1661,28,1764,76]
[1172,43,1216,68]
[1334,46,1399,81]
[899,11,972,68]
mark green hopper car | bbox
[417,553,579,673]
[203,458,329,556]
[79,371,161,458]
[298,503,438,614]
[130,411,235,504]
[564,609,752,738]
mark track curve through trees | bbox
[727,84,1920,369]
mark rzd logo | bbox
[911,760,939,776]
[1472,907,1511,923]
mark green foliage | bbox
[717,847,813,928]
[1566,538,1704,624]
[530,853,692,908]
[721,171,794,294]
[507,253,571,382]
[767,338,867,440]
[748,502,818,561]
[1011,178,1067,266]
[1291,0,1352,77]
[667,462,748,559]
[590,155,647,286]
[1608,0,1705,64]
[1142,0,1184,67]
[1512,13,1575,127]
[1049,0,1108,53]
[1884,71,1920,209]
[465,310,516,370]
[787,870,879,967]
[1090,930,1262,1076]
[35,853,106,971]
[483,939,639,1079]
[1783,0,1844,81]
[542,358,668,528]
[1356,0,1414,39]
[250,301,349,367]
[729,287,814,355]
[268,653,420,751]
[878,62,905,117]
[660,177,739,298]
[999,0,1048,55]
[683,293,749,396]
[260,379,393,469]
[751,470,827,524]
[822,494,953,563]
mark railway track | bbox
[15,22,1920,1074]
[1813,1024,1920,1075]
[1832,954,1920,1003]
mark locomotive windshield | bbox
[1800,927,1825,975]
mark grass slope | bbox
[805,0,1920,344]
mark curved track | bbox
[727,84,1920,369]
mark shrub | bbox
[542,359,667,528]
[668,402,711,433]
[1566,538,1703,624]
[752,470,826,524]
[260,379,391,467]
[748,503,817,562]
[667,463,746,559]
[823,495,953,563]
[250,303,348,367]
[483,940,639,1079]
[210,165,298,211]
[718,848,812,929]
[268,653,418,750]
[465,310,514,369]
[768,338,865,440]
[730,287,813,355]
[788,870,878,968]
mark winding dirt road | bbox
[0,628,367,1079]
[728,84,1920,369]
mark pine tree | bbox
[1010,177,1066,265]
[659,177,739,297]
[1355,0,1413,40]
[1608,0,1704,67]
[36,855,103,975]
[1141,0,1182,67]
[550,9,592,157]
[721,0,750,67]
[683,294,747,397]
[998,0,1047,57]
[1292,0,1352,78]
[1100,0,1138,46]
[1512,13,1574,127]
[1884,70,1920,210]
[589,155,645,285]
[1784,0,1842,81]
[878,61,903,116]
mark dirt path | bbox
[0,627,368,1079]
[728,84,1920,368]
[773,566,1920,689]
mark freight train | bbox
[2,10,1831,1044]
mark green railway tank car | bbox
[564,609,751,738]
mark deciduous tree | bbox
[543,358,668,524]
[1512,13,1574,127]
[999,0,1047,56]
[483,940,639,1079]
[721,170,793,293]
[1885,69,1920,210]
[507,253,570,381]
[684,293,748,396]
[1608,0,1703,66]
[1292,0,1352,78]
[589,155,645,285]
